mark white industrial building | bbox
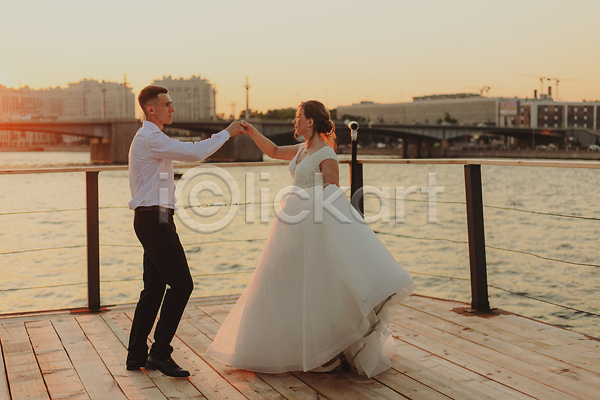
[337,93,600,131]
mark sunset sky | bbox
[1,0,598,117]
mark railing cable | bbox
[2,198,599,221]
[0,245,86,256]
[374,230,600,268]
[406,270,600,318]
[0,270,256,293]
[487,284,600,318]
[366,196,600,221]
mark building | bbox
[0,79,135,121]
[152,75,216,121]
[504,99,598,130]
[0,79,135,149]
[62,79,135,120]
[337,94,600,132]
[337,94,499,126]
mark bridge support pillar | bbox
[431,139,449,157]
[91,120,140,164]
[422,140,433,158]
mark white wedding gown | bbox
[207,144,414,377]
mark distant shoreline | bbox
[1,146,600,161]
[338,147,600,160]
[0,145,90,153]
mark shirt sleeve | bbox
[147,130,230,162]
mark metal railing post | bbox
[464,164,490,312]
[350,139,364,215]
[85,171,101,312]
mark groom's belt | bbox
[135,205,174,215]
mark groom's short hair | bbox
[139,85,169,115]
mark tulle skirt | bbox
[206,185,414,377]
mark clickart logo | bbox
[174,165,240,234]
[174,165,444,234]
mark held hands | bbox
[226,120,260,137]
[239,121,259,136]
[225,120,246,137]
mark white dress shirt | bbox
[128,120,230,210]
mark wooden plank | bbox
[175,317,283,400]
[387,353,496,400]
[0,328,11,400]
[499,313,600,349]
[0,309,73,323]
[404,297,600,374]
[197,304,233,325]
[372,368,452,400]
[186,306,222,339]
[100,313,130,348]
[409,295,600,349]
[393,306,600,399]
[76,314,168,400]
[51,318,128,400]
[394,342,533,400]
[107,312,212,400]
[255,373,322,400]
[189,295,239,307]
[292,370,406,400]
[26,320,89,399]
[184,306,318,400]
[389,320,579,400]
[0,322,50,400]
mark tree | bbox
[239,108,296,120]
[437,112,458,125]
[262,108,296,120]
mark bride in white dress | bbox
[206,100,414,378]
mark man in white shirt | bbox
[126,85,244,377]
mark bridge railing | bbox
[1,158,599,316]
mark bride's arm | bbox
[243,122,299,161]
[320,159,339,187]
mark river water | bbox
[1,151,599,338]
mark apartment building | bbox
[151,75,216,121]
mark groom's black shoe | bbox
[146,356,190,377]
[126,357,148,371]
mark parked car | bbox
[589,144,600,151]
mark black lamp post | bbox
[348,121,364,215]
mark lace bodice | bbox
[288,143,338,189]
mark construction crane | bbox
[519,74,582,100]
[550,77,583,101]
[519,74,549,92]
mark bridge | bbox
[170,120,581,159]
[2,119,595,163]
[0,120,140,164]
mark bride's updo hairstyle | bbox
[301,100,337,149]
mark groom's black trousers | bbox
[128,207,193,362]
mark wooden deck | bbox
[1,295,599,400]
